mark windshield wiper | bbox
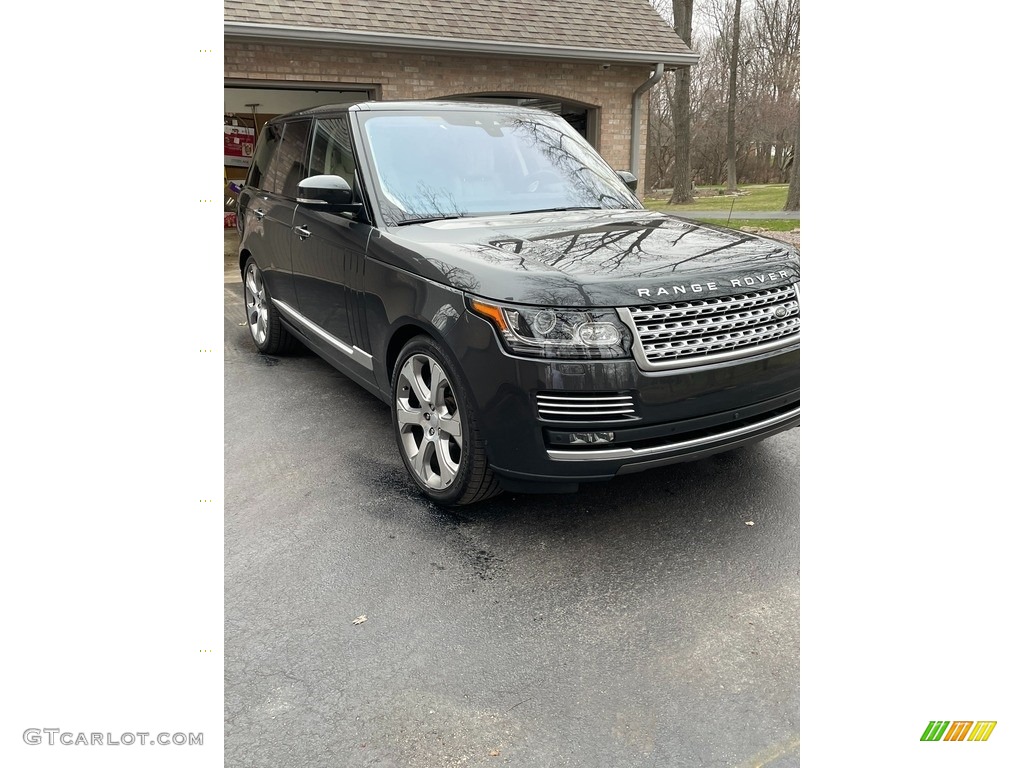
[394,215,464,226]
[507,206,603,216]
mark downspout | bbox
[630,63,665,180]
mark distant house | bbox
[223,0,695,192]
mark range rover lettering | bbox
[236,101,800,505]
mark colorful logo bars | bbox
[920,721,997,742]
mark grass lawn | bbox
[689,217,799,232]
[645,183,791,212]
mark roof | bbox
[270,100,564,121]
[224,0,697,66]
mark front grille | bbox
[625,284,799,369]
[536,392,638,422]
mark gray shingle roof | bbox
[224,0,693,59]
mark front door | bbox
[290,116,374,381]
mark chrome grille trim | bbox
[536,392,638,422]
[620,284,800,371]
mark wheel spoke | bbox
[411,440,434,484]
[245,270,260,298]
[439,414,462,441]
[436,446,456,487]
[397,360,415,402]
[396,407,420,427]
[429,362,447,408]
[404,358,432,404]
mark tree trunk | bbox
[784,114,799,211]
[668,0,695,204]
[669,66,693,203]
[725,0,742,192]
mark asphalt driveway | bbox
[224,231,800,767]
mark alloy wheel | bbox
[244,263,269,346]
[395,353,464,490]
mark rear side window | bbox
[309,118,357,189]
[261,119,312,198]
[246,123,282,191]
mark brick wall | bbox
[225,41,653,191]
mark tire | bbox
[391,336,502,506]
[242,257,296,355]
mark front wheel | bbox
[391,337,501,505]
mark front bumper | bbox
[545,395,798,465]
[452,312,800,489]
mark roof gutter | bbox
[224,22,699,67]
[630,63,665,178]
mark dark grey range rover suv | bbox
[236,101,799,505]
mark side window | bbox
[309,118,357,189]
[246,123,282,191]
[262,119,312,198]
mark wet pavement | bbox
[224,232,800,767]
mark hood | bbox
[370,209,800,307]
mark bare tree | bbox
[784,114,799,210]
[725,0,742,191]
[751,0,800,183]
[669,0,695,203]
[647,0,798,192]
[645,78,677,190]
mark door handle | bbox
[293,226,311,240]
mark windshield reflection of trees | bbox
[379,177,464,222]
[366,113,641,224]
[507,117,638,211]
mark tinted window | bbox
[246,122,282,191]
[262,119,312,197]
[309,118,356,189]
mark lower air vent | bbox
[536,392,638,422]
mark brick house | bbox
[224,0,695,193]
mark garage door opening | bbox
[224,80,377,180]
[439,94,597,147]
[225,82,376,134]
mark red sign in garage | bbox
[224,125,255,167]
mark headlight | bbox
[467,298,632,359]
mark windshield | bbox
[358,110,642,225]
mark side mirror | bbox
[616,170,639,192]
[297,175,363,215]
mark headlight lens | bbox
[467,298,632,359]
